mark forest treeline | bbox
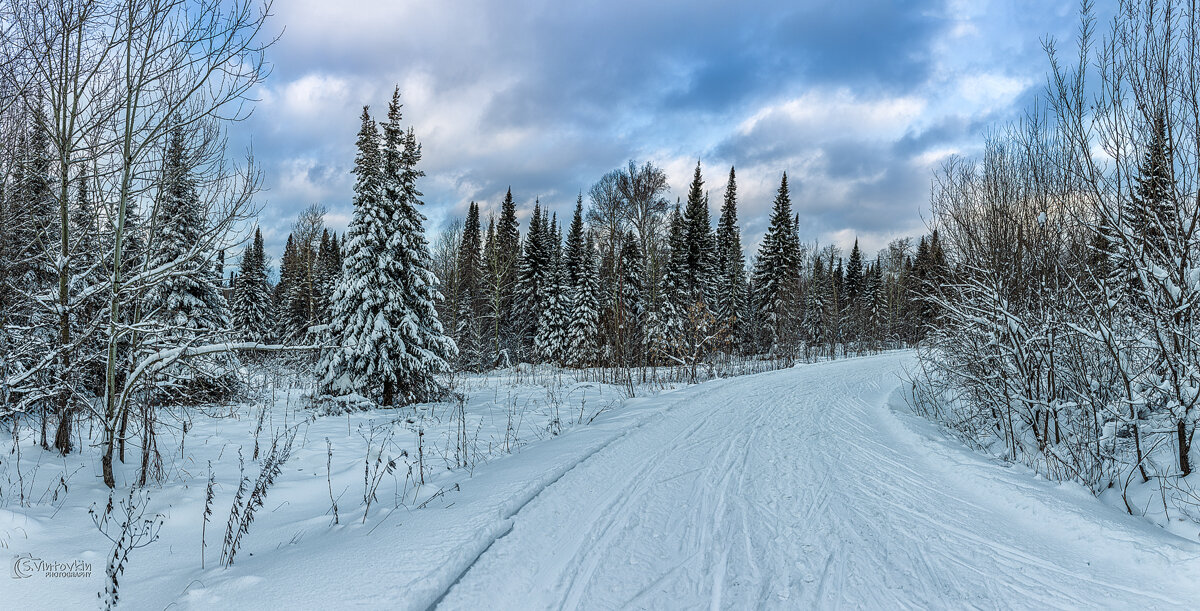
[0,0,945,491]
[268,162,947,384]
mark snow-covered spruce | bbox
[319,92,456,407]
[141,126,239,403]
[232,227,273,343]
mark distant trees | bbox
[275,205,328,342]
[427,159,933,376]
[0,1,934,495]
[232,228,272,343]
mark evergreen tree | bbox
[804,254,827,355]
[753,172,800,351]
[69,173,103,315]
[615,230,644,366]
[455,201,486,369]
[1131,111,1177,256]
[321,99,456,406]
[1114,111,1179,303]
[652,205,689,362]
[275,233,308,339]
[565,194,586,290]
[385,91,457,401]
[567,237,600,367]
[536,221,570,365]
[829,255,844,352]
[274,234,295,321]
[714,166,748,349]
[682,161,715,302]
[866,260,886,350]
[516,201,551,359]
[845,239,864,344]
[845,239,864,307]
[143,125,237,400]
[910,235,933,339]
[314,229,341,326]
[493,187,521,356]
[232,227,273,342]
[898,252,918,342]
[910,230,949,336]
[68,173,106,393]
[19,107,55,287]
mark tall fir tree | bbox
[536,219,570,365]
[314,229,341,326]
[493,187,521,357]
[385,90,457,401]
[1114,111,1179,302]
[866,260,886,349]
[19,106,55,289]
[455,201,486,370]
[232,227,273,342]
[682,161,716,303]
[320,107,392,401]
[516,201,551,359]
[615,230,644,366]
[651,205,689,362]
[714,166,748,349]
[803,254,827,354]
[753,172,800,351]
[274,234,296,324]
[275,232,309,340]
[565,194,587,291]
[143,125,237,400]
[321,98,455,406]
[67,173,106,396]
[845,238,864,342]
[845,239,864,306]
[567,236,601,367]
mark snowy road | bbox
[435,353,1200,609]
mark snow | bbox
[7,352,1200,609]
[438,353,1200,609]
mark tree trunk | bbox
[118,399,131,462]
[101,442,115,488]
[138,403,154,487]
[53,401,74,454]
[40,407,49,449]
[383,379,394,407]
[1178,419,1191,476]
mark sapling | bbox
[361,423,402,523]
[326,437,339,525]
[202,462,216,569]
[90,488,165,610]
[219,451,249,567]
[223,431,294,566]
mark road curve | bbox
[435,353,1200,610]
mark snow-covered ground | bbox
[2,364,645,609]
[6,352,1200,609]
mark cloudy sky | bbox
[238,0,1086,263]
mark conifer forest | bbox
[5,1,1200,609]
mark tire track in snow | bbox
[435,353,1200,610]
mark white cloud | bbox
[737,89,927,142]
[955,73,1031,112]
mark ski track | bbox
[434,353,1200,610]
